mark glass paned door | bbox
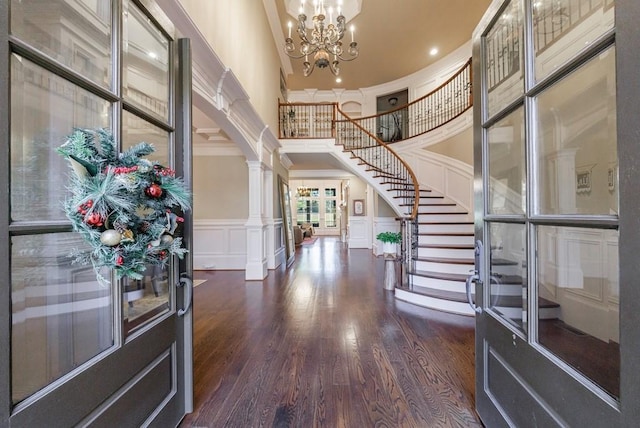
[472,0,629,426]
[3,1,192,426]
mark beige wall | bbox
[377,194,396,217]
[179,0,281,131]
[193,156,249,219]
[424,127,473,165]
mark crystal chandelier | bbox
[296,186,312,198]
[285,0,359,76]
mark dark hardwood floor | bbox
[181,236,481,427]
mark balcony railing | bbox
[278,58,472,142]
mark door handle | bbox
[465,273,482,314]
[177,273,192,317]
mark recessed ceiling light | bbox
[336,77,342,83]
[429,48,439,56]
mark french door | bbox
[1,0,193,426]
[471,0,640,426]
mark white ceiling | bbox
[274,0,492,91]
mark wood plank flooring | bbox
[181,237,481,427]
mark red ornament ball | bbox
[116,255,124,266]
[145,183,163,198]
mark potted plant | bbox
[376,231,402,255]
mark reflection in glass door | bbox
[473,0,623,426]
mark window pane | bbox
[537,225,619,399]
[122,111,170,165]
[122,111,171,335]
[489,222,527,333]
[12,233,114,404]
[325,188,337,197]
[11,0,112,89]
[123,0,170,122]
[325,200,337,228]
[534,0,615,82]
[484,0,524,118]
[535,47,617,216]
[488,107,525,215]
[11,54,111,222]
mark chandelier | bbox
[296,186,312,198]
[284,0,359,76]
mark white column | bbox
[245,161,268,280]
[264,169,276,269]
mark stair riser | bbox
[395,289,475,316]
[417,206,466,214]
[411,276,467,293]
[418,235,474,245]
[418,247,475,259]
[415,261,474,275]
[410,271,526,292]
[415,198,450,205]
[419,214,470,222]
[418,223,474,234]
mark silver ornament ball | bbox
[100,229,122,246]
[160,234,174,245]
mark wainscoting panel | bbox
[349,217,371,249]
[193,220,247,270]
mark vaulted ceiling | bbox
[271,0,492,91]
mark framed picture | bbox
[353,199,365,216]
[576,164,595,194]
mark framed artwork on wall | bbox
[353,199,365,216]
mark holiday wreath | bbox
[57,128,191,283]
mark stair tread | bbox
[491,258,520,266]
[391,189,433,194]
[415,256,473,264]
[400,206,458,209]
[389,194,444,199]
[491,274,525,284]
[418,221,473,225]
[491,295,560,309]
[419,232,474,236]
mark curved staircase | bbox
[279,59,560,320]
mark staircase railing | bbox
[334,107,420,219]
[333,108,419,282]
[350,59,472,142]
[277,58,472,142]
